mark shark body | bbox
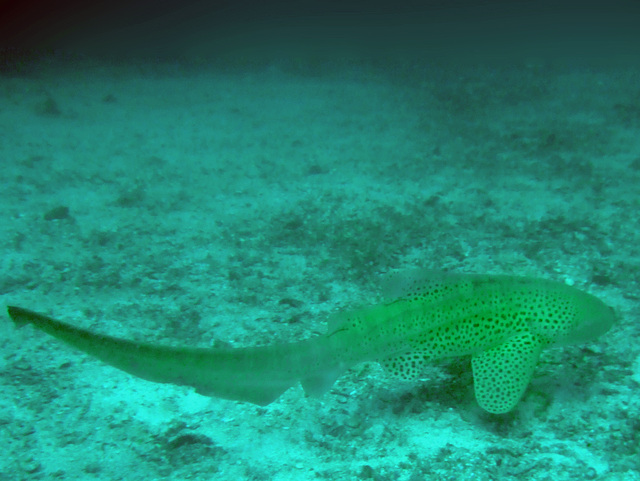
[6,271,616,413]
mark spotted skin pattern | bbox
[338,272,615,412]
[6,271,616,414]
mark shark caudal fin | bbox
[6,306,301,406]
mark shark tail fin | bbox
[6,306,330,406]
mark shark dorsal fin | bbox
[380,269,477,303]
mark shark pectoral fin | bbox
[471,332,544,414]
[379,352,428,380]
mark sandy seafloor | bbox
[0,56,639,481]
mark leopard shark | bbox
[6,270,616,413]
